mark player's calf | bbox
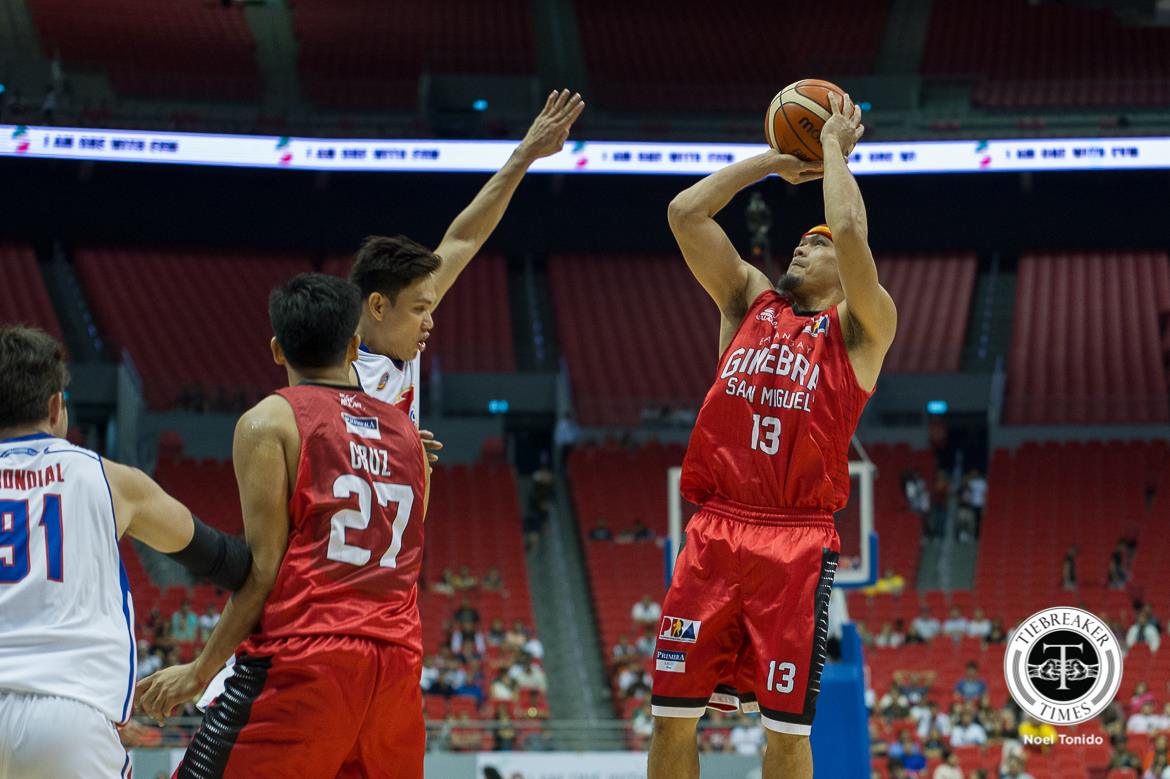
[647,715,700,779]
[762,730,812,779]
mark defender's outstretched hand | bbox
[136,663,207,724]
[822,92,865,158]
[516,89,586,161]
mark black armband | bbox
[166,515,252,591]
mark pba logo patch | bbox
[802,313,830,338]
[660,616,701,643]
[655,649,686,673]
[376,372,390,392]
[342,414,381,440]
[1005,607,1123,726]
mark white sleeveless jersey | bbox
[353,346,421,427]
[0,433,136,723]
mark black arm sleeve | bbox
[165,515,252,591]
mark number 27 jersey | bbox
[242,384,428,655]
[680,290,872,513]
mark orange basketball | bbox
[765,79,846,162]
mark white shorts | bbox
[0,690,130,779]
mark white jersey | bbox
[353,345,420,427]
[0,433,136,724]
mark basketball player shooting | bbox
[647,93,896,778]
[136,275,431,778]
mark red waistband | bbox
[700,498,834,526]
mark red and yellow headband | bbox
[802,224,833,241]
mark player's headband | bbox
[802,224,833,241]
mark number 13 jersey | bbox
[680,290,872,513]
[242,384,428,655]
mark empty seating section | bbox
[75,247,310,409]
[879,254,976,373]
[27,0,259,100]
[292,0,535,109]
[0,244,63,339]
[1005,252,1170,425]
[155,454,242,536]
[322,253,515,374]
[923,0,1170,108]
[550,254,719,426]
[575,0,887,113]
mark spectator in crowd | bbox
[611,634,637,660]
[943,607,970,641]
[931,752,962,779]
[489,671,517,703]
[635,628,656,656]
[961,468,987,537]
[508,654,547,693]
[729,713,764,756]
[616,660,651,699]
[1000,754,1035,779]
[487,618,507,647]
[1144,735,1169,775]
[1146,755,1170,779]
[911,606,941,643]
[492,710,518,751]
[522,628,544,660]
[504,620,528,651]
[449,713,482,752]
[433,567,458,596]
[950,710,988,747]
[1129,702,1161,734]
[903,468,931,535]
[1152,704,1170,733]
[878,677,913,721]
[452,598,480,626]
[450,620,487,657]
[1108,737,1142,771]
[420,655,442,693]
[955,662,988,701]
[631,520,653,541]
[198,606,220,642]
[523,502,548,552]
[453,565,479,592]
[1062,545,1078,590]
[1018,714,1055,750]
[1131,681,1157,714]
[1109,541,1130,589]
[481,567,504,593]
[1128,611,1163,653]
[589,518,613,541]
[887,730,927,773]
[170,600,199,642]
[874,622,907,649]
[136,641,162,680]
[523,726,554,751]
[631,595,662,627]
[985,619,1008,645]
[922,726,947,760]
[864,568,907,597]
[967,608,992,640]
[917,701,952,740]
[631,700,654,746]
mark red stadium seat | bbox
[0,244,63,339]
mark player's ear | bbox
[270,337,287,367]
[368,292,387,321]
[345,334,360,364]
[48,391,68,437]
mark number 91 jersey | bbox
[241,384,428,656]
[680,291,872,513]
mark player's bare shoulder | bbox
[235,394,300,476]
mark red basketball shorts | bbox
[650,500,840,736]
[175,634,424,779]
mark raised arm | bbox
[667,152,822,347]
[104,459,250,590]
[136,396,294,720]
[432,89,585,305]
[820,93,897,359]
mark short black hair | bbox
[0,326,70,430]
[349,235,441,302]
[269,273,361,370]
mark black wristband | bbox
[166,515,252,591]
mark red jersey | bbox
[680,290,871,512]
[242,383,428,654]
